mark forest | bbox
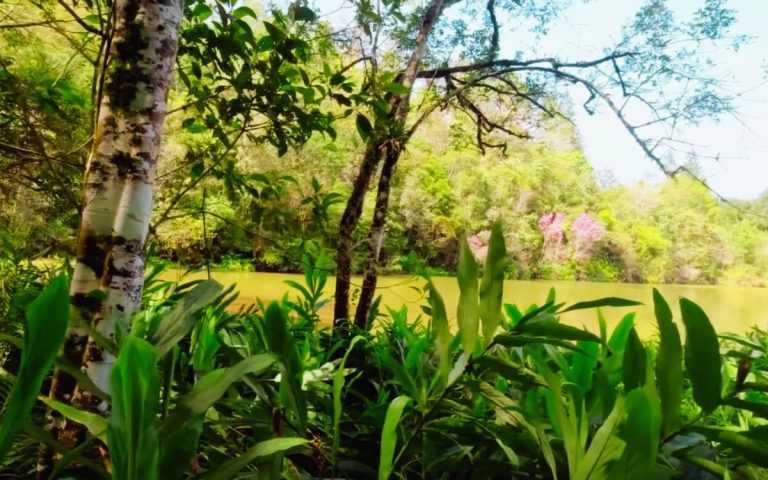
[0,0,767,479]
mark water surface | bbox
[162,270,767,337]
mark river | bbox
[161,270,767,337]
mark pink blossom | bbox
[571,213,605,258]
[538,212,565,245]
[468,234,489,263]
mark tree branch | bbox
[57,0,103,36]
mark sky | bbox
[508,0,768,200]
[314,0,768,199]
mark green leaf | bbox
[652,289,682,436]
[355,113,373,141]
[721,397,768,419]
[493,333,589,354]
[333,336,366,467]
[574,397,626,480]
[622,328,647,391]
[292,5,317,21]
[263,21,285,41]
[379,395,411,480]
[476,355,546,386]
[191,3,213,21]
[692,426,768,467]
[232,6,257,20]
[680,298,721,413]
[108,337,160,480]
[427,280,451,374]
[0,275,68,460]
[263,302,306,431]
[151,280,223,357]
[456,237,479,353]
[40,397,108,444]
[384,82,410,95]
[479,221,506,342]
[614,388,661,478]
[562,297,642,313]
[515,321,602,344]
[158,353,276,478]
[200,437,308,480]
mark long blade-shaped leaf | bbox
[692,426,768,467]
[456,236,480,353]
[614,388,661,478]
[653,289,682,436]
[0,275,68,460]
[378,395,411,480]
[575,397,626,480]
[562,297,642,313]
[622,328,647,391]
[152,280,223,357]
[264,302,306,431]
[333,336,366,467]
[680,298,721,413]
[427,279,451,374]
[516,321,602,344]
[479,221,506,342]
[40,397,108,444]
[200,437,308,480]
[108,337,160,480]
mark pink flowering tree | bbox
[538,212,566,259]
[571,213,606,259]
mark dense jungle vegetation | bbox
[0,0,767,479]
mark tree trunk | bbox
[333,140,383,324]
[353,145,399,327]
[333,0,452,327]
[39,0,183,475]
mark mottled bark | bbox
[353,145,399,327]
[333,0,452,327]
[39,0,183,476]
[333,140,383,324]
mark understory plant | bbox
[0,223,767,479]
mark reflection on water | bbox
[162,270,767,337]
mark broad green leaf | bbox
[355,113,373,141]
[263,21,285,41]
[427,280,451,373]
[108,337,160,480]
[263,302,306,430]
[151,280,223,357]
[0,275,68,460]
[333,336,366,467]
[379,395,411,480]
[479,221,506,342]
[570,340,600,395]
[614,388,661,478]
[514,300,557,327]
[562,297,642,313]
[40,397,108,444]
[653,289,683,436]
[456,237,479,353]
[622,328,647,391]
[680,298,721,413]
[200,437,308,480]
[516,321,602,344]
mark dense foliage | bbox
[1,2,766,287]
[1,228,767,479]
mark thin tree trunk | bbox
[333,0,452,327]
[333,140,383,324]
[353,145,399,327]
[39,0,183,476]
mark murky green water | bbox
[162,270,767,337]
